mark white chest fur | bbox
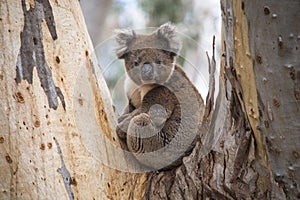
[124,76,157,108]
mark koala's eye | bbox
[134,60,139,66]
[155,59,162,64]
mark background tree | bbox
[0,0,299,200]
[80,0,112,45]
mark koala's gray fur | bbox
[115,23,204,170]
[116,23,182,59]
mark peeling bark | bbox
[54,137,74,200]
[16,0,64,110]
[0,1,122,199]
[136,0,299,199]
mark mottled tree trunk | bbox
[140,0,300,199]
[1,0,299,200]
[0,1,144,199]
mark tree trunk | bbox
[0,1,144,199]
[0,0,299,200]
[80,0,112,45]
[136,0,300,199]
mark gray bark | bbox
[245,0,300,198]
[140,0,300,199]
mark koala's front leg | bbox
[116,106,144,140]
[126,104,168,154]
[116,111,138,150]
[116,113,131,139]
[116,101,135,140]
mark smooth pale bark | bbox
[0,1,145,199]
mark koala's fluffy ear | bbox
[156,22,182,55]
[115,29,136,59]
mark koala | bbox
[115,23,204,170]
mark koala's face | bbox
[124,48,175,85]
[116,23,182,86]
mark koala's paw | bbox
[127,113,163,154]
[130,113,152,127]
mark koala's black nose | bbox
[141,63,154,81]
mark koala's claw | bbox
[131,113,151,127]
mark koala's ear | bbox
[115,29,136,59]
[156,22,182,55]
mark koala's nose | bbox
[141,63,154,81]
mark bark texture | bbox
[244,1,300,198]
[138,0,300,199]
[0,1,144,199]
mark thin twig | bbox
[205,36,216,119]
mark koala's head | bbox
[115,23,182,85]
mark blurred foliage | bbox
[137,0,201,40]
[138,0,192,26]
[137,0,200,67]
